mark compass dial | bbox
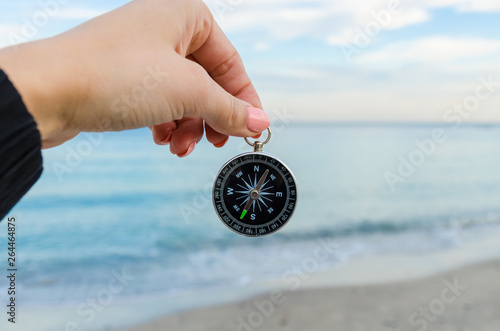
[213,152,297,237]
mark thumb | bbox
[182,63,270,137]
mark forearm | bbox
[0,69,43,219]
[0,39,79,148]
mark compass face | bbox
[213,152,297,237]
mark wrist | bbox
[0,39,80,148]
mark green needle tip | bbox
[240,210,248,220]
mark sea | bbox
[1,123,500,330]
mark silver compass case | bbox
[212,130,297,237]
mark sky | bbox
[0,0,499,122]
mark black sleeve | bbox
[0,69,43,221]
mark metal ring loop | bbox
[245,128,272,147]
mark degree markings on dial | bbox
[214,153,296,236]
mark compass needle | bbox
[240,197,250,207]
[256,169,269,191]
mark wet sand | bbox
[120,259,500,331]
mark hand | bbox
[0,0,270,155]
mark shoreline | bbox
[118,229,500,331]
[2,256,499,331]
[4,225,500,331]
[120,258,500,331]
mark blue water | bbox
[1,123,500,306]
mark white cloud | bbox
[254,34,500,122]
[356,37,500,65]
[0,24,20,36]
[326,9,429,46]
[457,2,500,12]
[421,0,500,12]
[279,7,325,21]
[261,83,500,122]
[206,0,371,41]
[326,29,355,46]
[205,0,500,46]
[255,65,324,80]
[1,1,498,122]
[388,8,429,29]
[0,24,22,49]
[254,41,270,52]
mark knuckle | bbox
[226,95,241,128]
[209,51,241,79]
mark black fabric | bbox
[0,69,43,220]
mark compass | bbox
[213,129,297,237]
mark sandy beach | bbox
[120,259,500,331]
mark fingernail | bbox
[160,131,173,145]
[247,107,270,133]
[213,137,229,148]
[253,133,262,139]
[177,142,196,158]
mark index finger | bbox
[191,20,262,109]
